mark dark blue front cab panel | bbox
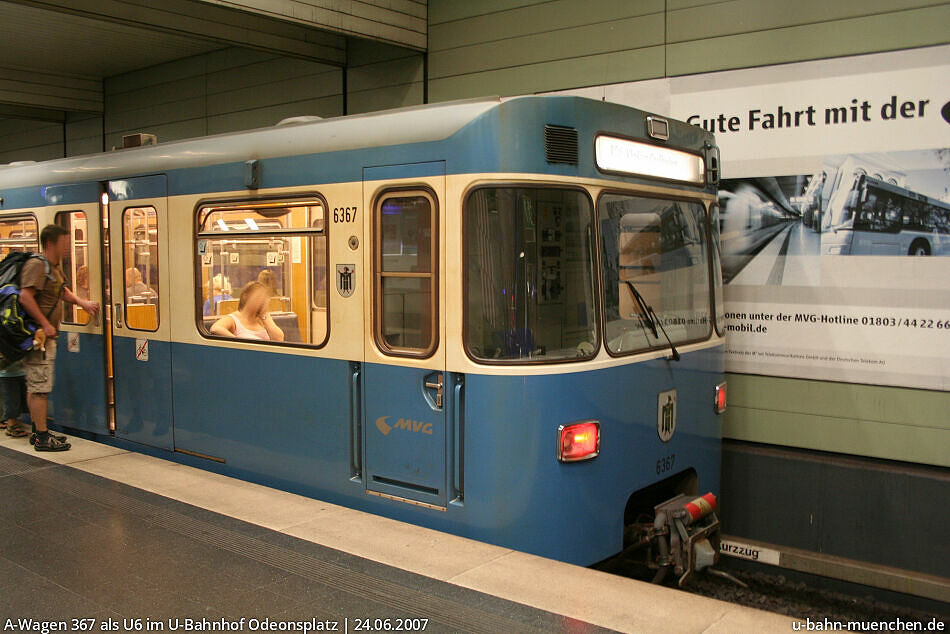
[167,340,722,567]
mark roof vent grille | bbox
[544,124,578,165]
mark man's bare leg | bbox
[28,392,47,433]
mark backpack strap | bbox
[23,254,61,320]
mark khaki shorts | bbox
[24,338,56,394]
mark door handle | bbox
[424,373,444,409]
[452,375,464,500]
[349,362,362,480]
[114,303,122,328]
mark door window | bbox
[375,192,437,357]
[122,207,160,331]
[55,211,90,325]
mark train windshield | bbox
[599,194,710,354]
[464,187,598,362]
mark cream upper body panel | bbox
[0,171,721,375]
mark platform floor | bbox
[0,434,794,633]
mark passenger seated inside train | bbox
[209,281,284,342]
[202,273,233,315]
[124,267,155,300]
[257,269,278,296]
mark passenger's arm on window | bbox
[209,314,236,337]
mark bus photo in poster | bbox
[818,151,950,257]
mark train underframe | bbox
[606,469,724,586]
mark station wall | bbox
[428,0,950,99]
[0,39,422,163]
[0,112,102,164]
[103,47,344,150]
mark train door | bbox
[361,163,453,508]
[106,175,174,450]
[52,201,109,434]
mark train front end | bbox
[453,97,726,585]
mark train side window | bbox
[55,211,90,325]
[374,191,437,357]
[195,199,328,347]
[122,207,160,331]
[0,215,38,259]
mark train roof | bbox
[0,97,500,188]
[0,95,716,207]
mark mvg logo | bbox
[375,416,433,436]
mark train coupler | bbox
[651,492,721,587]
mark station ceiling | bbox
[0,2,224,80]
[0,0,423,126]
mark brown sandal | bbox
[5,422,29,438]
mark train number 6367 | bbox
[656,453,675,475]
[333,206,358,223]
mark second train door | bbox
[361,163,452,508]
[106,175,174,449]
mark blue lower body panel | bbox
[51,332,108,435]
[170,343,354,489]
[113,337,174,450]
[92,341,723,566]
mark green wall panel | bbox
[666,4,950,75]
[345,38,424,115]
[667,0,947,43]
[724,374,950,467]
[429,0,551,25]
[429,45,665,101]
[429,0,662,52]
[429,13,664,79]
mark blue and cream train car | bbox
[0,96,726,581]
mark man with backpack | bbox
[17,224,100,451]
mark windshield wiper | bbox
[621,280,680,362]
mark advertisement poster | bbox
[551,45,950,390]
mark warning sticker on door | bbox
[66,332,80,353]
[135,339,149,362]
[201,253,213,266]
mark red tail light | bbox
[714,381,727,414]
[557,421,600,462]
